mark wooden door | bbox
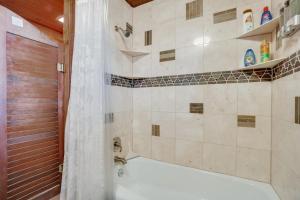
[1,33,62,200]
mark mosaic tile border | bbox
[109,74,133,88]
[272,50,300,80]
[109,50,300,88]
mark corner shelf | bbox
[237,17,280,39]
[239,57,286,70]
[120,49,150,57]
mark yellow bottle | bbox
[260,40,270,63]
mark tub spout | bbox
[114,156,127,165]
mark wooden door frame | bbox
[61,0,75,164]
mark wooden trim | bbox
[57,44,65,182]
[125,0,153,7]
[0,32,7,200]
[63,0,75,115]
[61,0,75,163]
[59,0,75,170]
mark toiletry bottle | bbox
[261,6,273,25]
[243,9,254,33]
[244,49,257,66]
[260,40,270,63]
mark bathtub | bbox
[116,157,279,200]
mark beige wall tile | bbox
[204,114,237,146]
[272,76,300,123]
[133,1,153,33]
[204,84,237,115]
[175,113,204,141]
[237,147,270,182]
[152,52,176,76]
[152,137,175,163]
[133,112,151,135]
[152,0,176,26]
[272,118,300,177]
[203,0,236,15]
[152,20,176,51]
[271,155,300,200]
[237,116,271,150]
[110,87,132,113]
[203,40,238,72]
[176,45,204,74]
[175,139,203,169]
[176,17,204,48]
[175,86,204,113]
[133,88,152,112]
[152,112,175,138]
[204,16,237,42]
[238,82,271,117]
[152,87,175,112]
[203,143,236,175]
[133,54,153,77]
[132,133,152,158]
[111,112,133,137]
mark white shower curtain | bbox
[60,0,114,199]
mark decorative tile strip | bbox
[109,50,300,88]
[190,103,204,114]
[109,74,133,88]
[186,0,203,20]
[160,49,176,62]
[152,125,160,137]
[272,50,300,80]
[213,8,237,24]
[296,97,300,124]
[145,30,152,46]
[132,68,272,88]
[237,115,256,128]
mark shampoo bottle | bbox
[244,49,257,67]
[261,6,273,25]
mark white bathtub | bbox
[116,157,279,200]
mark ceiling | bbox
[126,0,153,7]
[0,0,63,33]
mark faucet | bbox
[113,137,127,165]
[114,156,127,165]
[113,137,122,153]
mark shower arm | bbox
[114,25,131,38]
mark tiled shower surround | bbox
[108,0,300,199]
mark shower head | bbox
[115,25,131,38]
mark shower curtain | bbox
[60,0,114,199]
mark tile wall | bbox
[131,0,274,183]
[108,0,133,157]
[271,1,300,199]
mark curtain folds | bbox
[60,0,114,199]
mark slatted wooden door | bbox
[3,33,62,200]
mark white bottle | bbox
[243,9,254,33]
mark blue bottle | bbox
[244,49,257,67]
[261,6,273,25]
